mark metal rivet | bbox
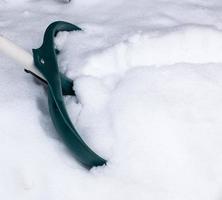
[40,58,45,64]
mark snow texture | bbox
[1,0,222,200]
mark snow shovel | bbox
[0,21,106,168]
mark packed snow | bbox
[1,0,222,200]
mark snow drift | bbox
[63,25,222,199]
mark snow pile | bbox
[63,26,222,199]
[1,0,222,200]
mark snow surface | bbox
[1,0,222,199]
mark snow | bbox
[1,0,222,199]
[78,26,222,78]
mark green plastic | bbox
[32,21,106,168]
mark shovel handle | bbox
[0,35,45,81]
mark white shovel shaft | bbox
[0,35,45,81]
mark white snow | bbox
[79,26,222,78]
[1,0,222,200]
